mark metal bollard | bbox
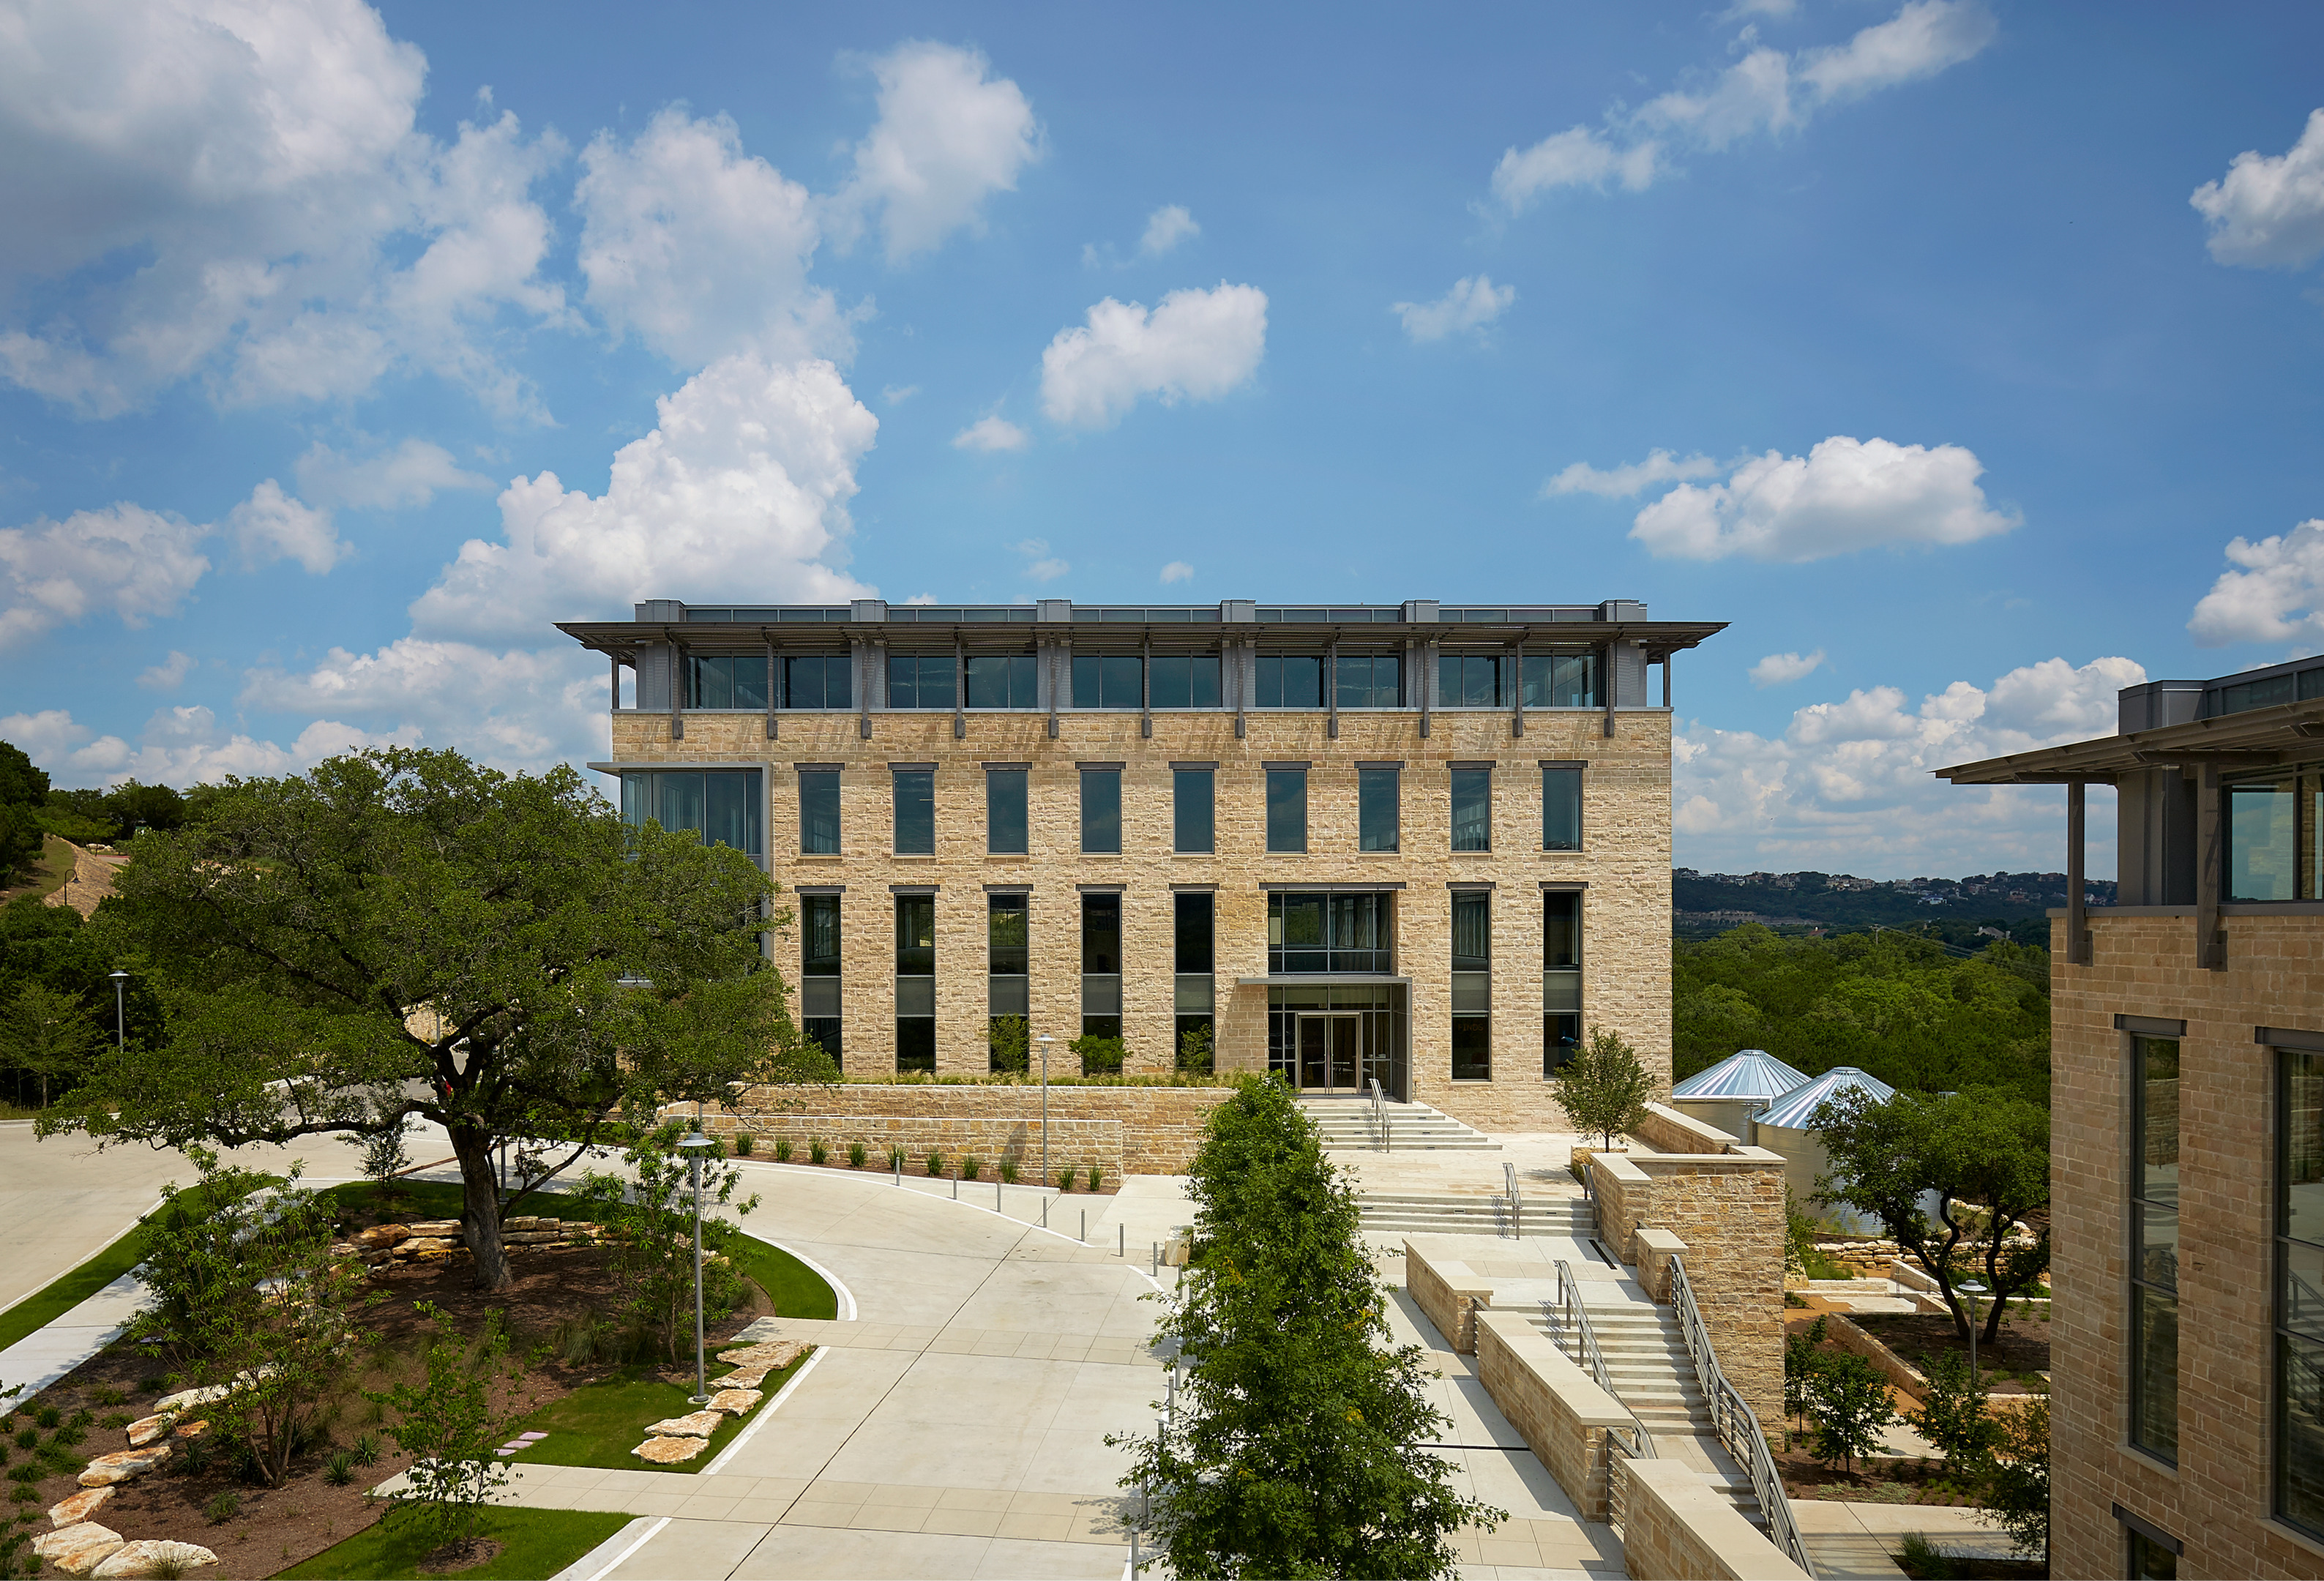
[1081,1209,1087,1244]
[1151,1241,1158,1277]
[996,1178,1003,1214]
[894,1155,900,1186]
[952,1174,958,1200]
[1041,1196,1049,1228]
[1118,1223,1125,1257]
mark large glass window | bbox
[1438,653,1506,707]
[1544,891,1581,1073]
[894,895,935,1073]
[1149,655,1222,709]
[801,894,841,1069]
[1072,654,1144,708]
[987,894,1028,1069]
[684,653,769,709]
[1174,892,1217,1078]
[1266,767,1308,853]
[2131,1034,2180,1463]
[987,768,1028,855]
[2229,772,2323,900]
[2279,1046,2324,1533]
[798,769,840,854]
[1521,653,1599,708]
[1451,767,1492,852]
[1543,765,1583,852]
[782,654,853,710]
[965,653,1036,709]
[886,654,956,709]
[1268,892,1392,974]
[1336,654,1402,709]
[619,770,763,859]
[1081,768,1121,854]
[1255,655,1323,709]
[1452,891,1491,1080]
[892,769,933,855]
[1175,768,1215,853]
[1081,893,1123,1061]
[1359,768,1400,852]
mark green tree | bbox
[0,741,48,808]
[1801,1350,1897,1474]
[373,1304,533,1555]
[41,747,831,1292]
[1813,1085,2050,1345]
[1548,1028,1654,1148]
[988,1014,1030,1074]
[103,780,187,835]
[1109,1076,1503,1579]
[1783,1315,1831,1429]
[1981,1397,2049,1562]
[1909,1351,2002,1478]
[1072,1034,1125,1075]
[0,982,102,1107]
[576,1120,758,1363]
[1176,1020,1215,1076]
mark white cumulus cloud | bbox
[59,706,416,790]
[1492,128,1662,209]
[295,438,493,511]
[827,41,1042,265]
[241,640,584,766]
[138,651,196,691]
[1039,283,1268,429]
[2187,519,2324,647]
[1159,561,1194,584]
[1391,276,1516,343]
[953,416,1030,453]
[229,480,346,574]
[1749,650,1826,687]
[1542,449,1721,498]
[2191,108,2324,270]
[0,501,213,650]
[1140,205,1200,256]
[0,709,89,763]
[1628,436,2017,562]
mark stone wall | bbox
[1474,1310,1632,1524]
[1613,1457,1809,1581]
[1405,1240,1495,1355]
[708,1082,1236,1175]
[1633,1101,1741,1155]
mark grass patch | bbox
[275,1506,631,1580]
[504,1350,809,1473]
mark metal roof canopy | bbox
[1670,1048,1812,1103]
[1755,1066,1896,1132]
[1934,696,2324,785]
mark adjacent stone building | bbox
[560,597,1722,1130]
[1940,657,2324,1580]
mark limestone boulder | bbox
[152,1383,233,1415]
[351,1224,410,1249]
[78,1446,171,1486]
[47,1487,113,1528]
[716,1339,804,1370]
[406,1219,460,1236]
[642,1410,723,1438]
[124,1414,171,1449]
[31,1523,124,1577]
[706,1388,763,1416]
[630,1434,708,1464]
[93,1540,220,1578]
[173,1420,210,1440]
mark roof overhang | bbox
[1934,698,2324,785]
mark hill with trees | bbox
[1674,867,2113,948]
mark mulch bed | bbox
[1774,1446,1987,1504]
[744,1151,1122,1193]
[1847,1312,2050,1389]
[12,1230,772,1581]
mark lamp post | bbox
[676,1126,716,1405]
[1959,1279,1987,1386]
[1036,1034,1055,1189]
[108,971,129,1049]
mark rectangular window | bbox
[1543,765,1583,852]
[1451,890,1490,1080]
[1438,653,1506,708]
[2131,1034,2179,1463]
[1082,892,1121,973]
[797,769,839,855]
[987,894,1028,1070]
[1268,892,1392,973]
[1148,654,1222,709]
[1173,893,1216,1076]
[782,654,852,710]
[988,893,1029,976]
[620,769,764,859]
[1174,769,1215,853]
[1520,652,1599,708]
[1081,768,1122,854]
[2228,773,2324,901]
[886,654,957,709]
[894,895,935,1074]
[987,768,1028,855]
[684,653,769,710]
[1359,768,1400,852]
[1071,654,1144,708]
[2280,1045,2324,1533]
[1544,891,1581,1073]
[1255,655,1323,709]
[965,653,1036,709]
[1336,653,1402,709]
[1082,892,1124,1072]
[1266,767,1308,853]
[1451,767,1492,852]
[892,769,933,856]
[801,894,841,1070]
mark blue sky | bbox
[4,0,2323,878]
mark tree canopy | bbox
[41,747,831,1290]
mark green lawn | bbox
[504,1349,808,1473]
[275,1506,632,1580]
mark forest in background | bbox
[1672,924,2050,1109]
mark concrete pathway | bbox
[1792,1500,2022,1579]
[0,1273,147,1396]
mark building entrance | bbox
[1269,982,1408,1100]
[1296,1013,1362,1092]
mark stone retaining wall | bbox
[709,1082,1238,1175]
[1404,1240,1495,1355]
[1613,1457,1809,1581]
[1633,1101,1741,1155]
[1475,1311,1632,1524]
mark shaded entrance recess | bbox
[1268,983,1407,1100]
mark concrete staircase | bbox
[1297,1098,1500,1152]
[1358,1191,1596,1239]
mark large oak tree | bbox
[40,748,826,1290]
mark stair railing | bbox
[1369,1077,1389,1153]
[1505,1161,1522,1241]
[1667,1253,1817,1577]
[1547,1260,1656,1462]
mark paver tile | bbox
[780,1500,863,1528]
[996,1511,1075,1541]
[866,1484,943,1508]
[851,1503,932,1533]
[935,1487,1016,1511]
[921,1506,1005,1539]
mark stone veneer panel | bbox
[1474,1310,1632,1525]
[714,1083,1235,1175]
[1404,1240,1496,1355]
[1613,1457,1809,1581]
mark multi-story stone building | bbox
[1940,656,2324,1580]
[558,597,1723,1130]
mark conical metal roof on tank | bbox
[1669,1048,1811,1103]
[1754,1065,1897,1132]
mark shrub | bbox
[848,1141,867,1169]
[808,1138,829,1166]
[926,1149,945,1177]
[204,1490,241,1525]
[1176,1020,1214,1076]
[1072,1035,1126,1077]
[576,1121,761,1364]
[734,1132,755,1156]
[989,1014,1030,1075]
[370,1303,537,1553]
[1981,1395,2049,1562]
[29,1409,56,1431]
[774,1137,793,1162]
[1895,1533,1960,1580]
[93,1387,124,1408]
[962,1154,982,1181]
[324,1449,354,1486]
[100,1412,130,1429]
[888,1145,905,1171]
[1803,1350,1898,1473]
[138,1376,167,1394]
[1088,1165,1102,1192]
[354,1432,380,1466]
[999,1157,1018,1184]
[1056,1169,1075,1192]
[8,1430,29,1452]
[1909,1352,2002,1476]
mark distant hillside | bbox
[1672,867,2117,948]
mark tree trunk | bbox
[449,1124,512,1292]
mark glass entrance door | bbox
[1297,1013,1362,1092]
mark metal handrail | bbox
[1667,1253,1817,1577]
[1369,1077,1389,1153]
[1505,1161,1522,1241]
[1549,1260,1657,1461]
